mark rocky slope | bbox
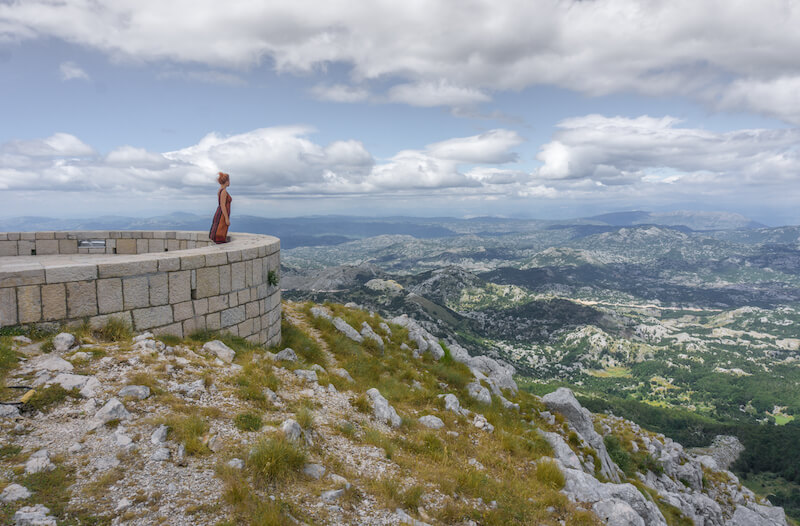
[0,302,790,525]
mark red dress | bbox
[209,188,232,243]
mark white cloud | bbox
[310,83,370,103]
[535,115,800,189]
[157,69,246,86]
[427,129,522,164]
[4,1,800,118]
[387,81,490,108]
[59,61,90,81]
[717,76,800,125]
[1,133,95,157]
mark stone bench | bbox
[0,231,281,346]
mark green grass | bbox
[231,362,280,409]
[95,317,133,342]
[25,385,80,412]
[234,411,263,432]
[247,436,307,487]
[279,318,326,365]
[774,414,795,425]
[165,413,210,456]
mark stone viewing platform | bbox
[0,231,281,346]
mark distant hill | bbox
[585,210,766,231]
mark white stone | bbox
[275,348,298,361]
[281,419,303,442]
[0,483,31,503]
[418,415,445,429]
[294,369,318,382]
[472,414,494,433]
[25,455,55,475]
[333,317,362,342]
[151,447,171,461]
[227,458,245,469]
[366,388,402,428]
[331,368,354,382]
[35,355,73,372]
[13,504,56,526]
[119,385,150,400]
[115,498,132,512]
[52,333,76,352]
[151,425,168,444]
[203,340,235,363]
[0,404,20,418]
[88,398,131,430]
[467,382,492,405]
[303,463,326,480]
[467,458,485,470]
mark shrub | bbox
[25,385,79,412]
[234,412,263,432]
[96,317,132,342]
[248,436,306,487]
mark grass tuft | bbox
[247,436,307,487]
[95,317,133,342]
[234,411,263,432]
[165,413,210,456]
[535,459,566,489]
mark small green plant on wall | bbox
[268,270,279,287]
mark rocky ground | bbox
[0,301,792,525]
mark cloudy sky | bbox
[1,0,799,224]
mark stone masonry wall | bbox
[0,231,281,346]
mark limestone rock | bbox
[321,488,346,502]
[468,458,485,470]
[52,333,76,352]
[119,385,150,400]
[592,499,646,526]
[275,348,298,362]
[1,483,31,503]
[379,322,392,335]
[115,498,132,512]
[25,450,55,474]
[333,317,362,343]
[13,504,56,526]
[35,355,73,372]
[360,322,384,350]
[303,463,326,480]
[472,414,494,432]
[543,387,621,483]
[418,415,444,429]
[281,419,303,442]
[88,398,131,430]
[294,369,318,383]
[538,430,582,471]
[731,503,789,526]
[151,447,170,461]
[395,508,432,526]
[331,368,354,382]
[151,425,168,444]
[443,393,469,416]
[366,388,402,428]
[467,381,492,405]
[310,306,333,320]
[203,340,235,363]
[228,458,244,469]
[1,404,20,418]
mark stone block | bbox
[98,260,157,278]
[205,251,227,266]
[132,305,173,330]
[58,239,78,254]
[256,283,268,300]
[17,240,34,255]
[195,266,220,298]
[231,262,246,290]
[238,288,251,305]
[7,233,19,241]
[183,315,206,335]
[0,268,44,288]
[35,239,59,255]
[0,288,17,326]
[116,239,137,254]
[245,260,254,287]
[158,257,180,272]
[123,276,150,310]
[45,265,97,284]
[42,283,67,321]
[90,312,132,330]
[166,239,180,251]
[219,265,231,294]
[208,295,228,312]
[173,301,194,322]
[20,232,35,240]
[193,298,208,315]
[242,247,259,260]
[97,278,123,314]
[153,322,183,338]
[168,270,191,303]
[227,250,242,263]
[206,311,221,330]
[35,231,55,239]
[228,293,239,307]
[0,241,17,256]
[67,281,98,318]
[136,239,148,254]
[221,305,245,328]
[238,318,254,337]
[180,254,205,270]
[149,273,168,306]
[17,285,42,323]
[269,291,281,311]
[246,300,259,319]
[148,239,165,253]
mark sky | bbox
[1,1,800,224]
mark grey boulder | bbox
[203,340,235,363]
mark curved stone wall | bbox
[0,231,280,346]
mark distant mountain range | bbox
[0,210,772,249]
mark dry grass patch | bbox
[247,435,307,487]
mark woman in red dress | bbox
[209,172,232,244]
